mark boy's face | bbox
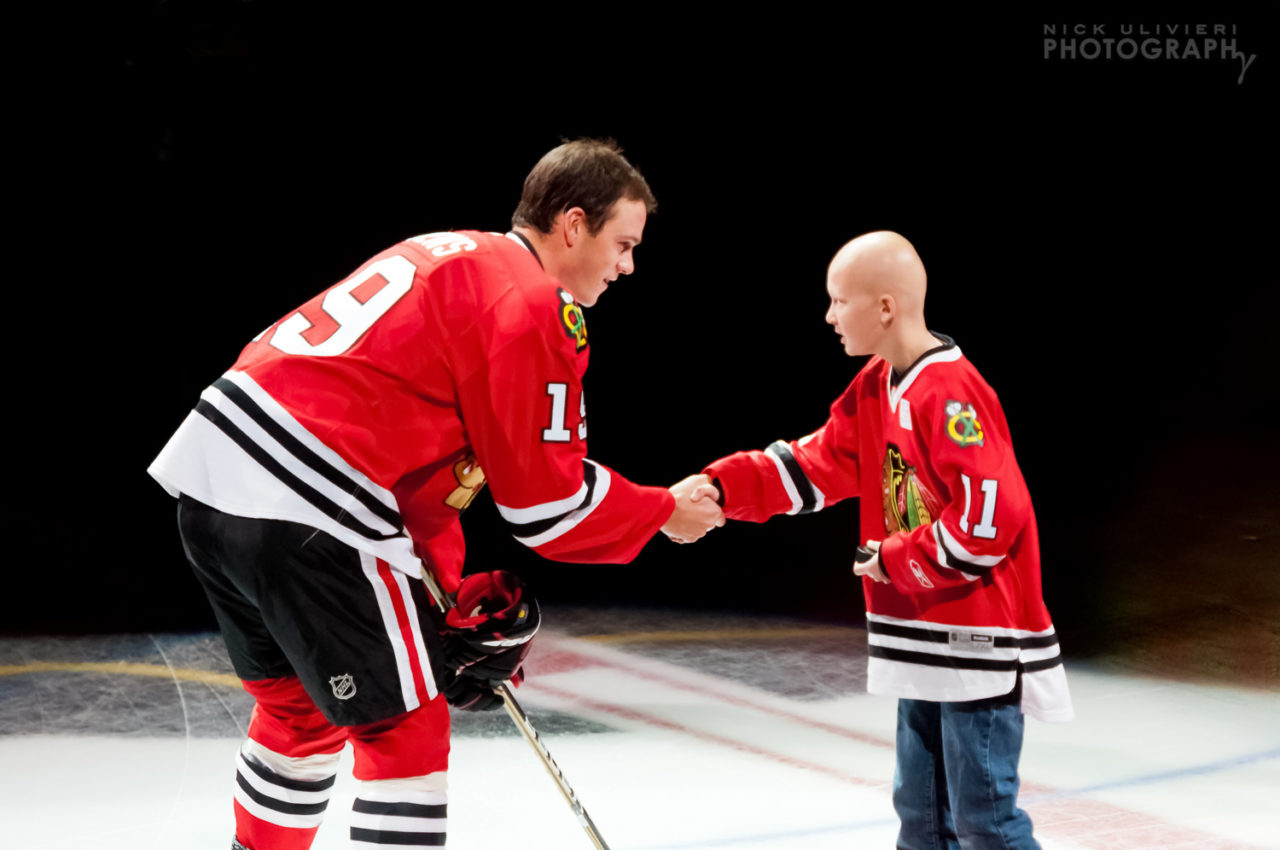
[825,272,880,357]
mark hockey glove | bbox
[440,668,506,712]
[440,570,540,683]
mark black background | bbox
[11,6,1276,666]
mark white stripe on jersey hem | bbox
[867,659,1016,704]
[887,345,964,413]
[1023,664,1075,722]
[1019,645,1065,664]
[148,408,424,577]
[934,520,1005,568]
[865,612,1059,641]
[764,447,803,515]
[221,371,400,511]
[361,552,426,711]
[865,613,1073,721]
[868,631,1021,661]
[242,738,341,782]
[198,385,400,539]
[513,462,613,547]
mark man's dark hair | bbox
[512,138,657,236]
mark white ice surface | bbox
[2,634,1277,849]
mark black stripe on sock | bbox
[239,754,336,793]
[235,771,330,816]
[349,827,446,846]
[353,799,447,819]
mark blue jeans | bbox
[892,685,1040,850]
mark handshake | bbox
[660,473,726,544]
[656,473,889,583]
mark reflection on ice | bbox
[1,607,1276,849]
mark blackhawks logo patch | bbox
[882,444,943,534]
[557,287,588,352]
[945,400,984,448]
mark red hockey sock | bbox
[234,676,347,849]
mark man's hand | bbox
[854,540,890,583]
[662,473,726,543]
[440,668,506,711]
[440,571,539,681]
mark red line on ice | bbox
[524,639,1267,849]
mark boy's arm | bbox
[702,388,861,523]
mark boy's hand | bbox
[854,541,890,583]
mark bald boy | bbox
[686,232,1072,849]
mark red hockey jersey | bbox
[149,231,675,592]
[705,337,1072,720]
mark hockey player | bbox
[148,139,724,850]
[684,231,1072,849]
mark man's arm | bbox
[455,289,707,563]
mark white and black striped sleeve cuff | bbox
[494,460,612,548]
[934,520,1005,578]
[764,441,825,515]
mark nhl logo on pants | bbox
[329,674,357,700]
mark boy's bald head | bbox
[828,231,927,318]
[825,231,936,372]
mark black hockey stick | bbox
[420,566,613,850]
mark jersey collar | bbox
[506,231,543,269]
[887,333,961,412]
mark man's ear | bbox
[558,207,587,247]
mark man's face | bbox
[825,271,880,357]
[560,198,647,307]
